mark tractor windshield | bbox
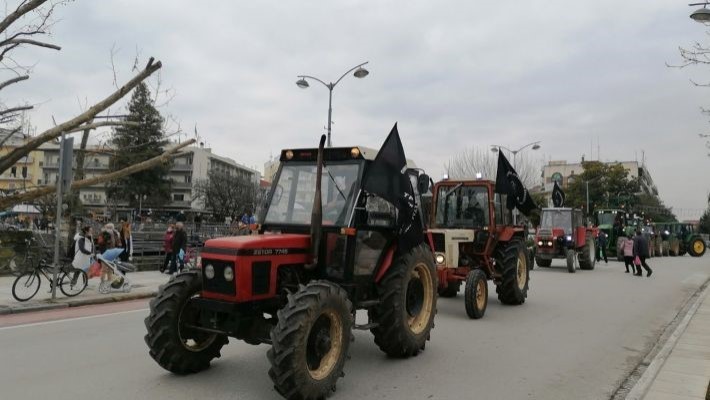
[541,210,572,233]
[597,213,615,226]
[264,162,361,226]
[435,185,489,228]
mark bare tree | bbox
[446,146,541,188]
[194,171,258,221]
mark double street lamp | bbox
[690,2,710,22]
[490,141,542,170]
[296,61,370,148]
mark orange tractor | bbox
[427,178,530,319]
[534,208,596,273]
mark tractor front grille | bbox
[201,259,236,296]
[431,233,445,253]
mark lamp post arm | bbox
[516,141,541,153]
[298,75,330,89]
[333,61,369,87]
[491,144,514,153]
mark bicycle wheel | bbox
[12,271,41,302]
[59,269,88,297]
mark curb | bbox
[0,290,158,315]
[624,280,710,400]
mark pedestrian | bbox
[597,231,608,264]
[161,224,175,273]
[633,229,653,277]
[169,222,187,275]
[72,226,94,272]
[194,213,202,231]
[622,234,634,273]
[176,211,186,222]
[119,221,133,262]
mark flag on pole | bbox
[362,123,424,253]
[552,181,566,207]
[495,151,538,216]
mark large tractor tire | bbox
[566,249,576,273]
[654,240,662,257]
[495,239,529,305]
[662,242,670,257]
[579,237,596,270]
[670,241,680,257]
[535,257,551,267]
[369,244,437,357]
[438,280,461,298]
[144,271,228,374]
[268,281,352,400]
[464,269,487,319]
[689,237,707,257]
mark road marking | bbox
[0,308,149,331]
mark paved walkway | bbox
[0,270,170,315]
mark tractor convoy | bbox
[143,129,704,399]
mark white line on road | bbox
[0,308,149,331]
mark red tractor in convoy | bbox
[427,178,530,319]
[144,137,438,400]
[534,207,596,273]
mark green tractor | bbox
[657,222,706,257]
[595,209,632,261]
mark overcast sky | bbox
[6,1,710,219]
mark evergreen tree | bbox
[106,83,171,208]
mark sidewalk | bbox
[635,284,710,400]
[0,270,169,315]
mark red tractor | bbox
[144,139,438,400]
[427,179,530,319]
[534,208,596,273]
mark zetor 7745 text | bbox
[144,136,438,400]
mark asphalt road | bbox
[1,255,708,400]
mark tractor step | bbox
[356,299,380,308]
[353,322,379,330]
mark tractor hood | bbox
[537,228,567,239]
[203,234,310,256]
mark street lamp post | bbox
[296,62,369,148]
[490,141,541,224]
[135,194,146,221]
[690,2,710,22]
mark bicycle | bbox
[11,257,88,302]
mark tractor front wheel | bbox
[578,237,596,270]
[268,281,352,400]
[464,269,487,319]
[496,239,529,305]
[144,271,228,374]
[566,249,576,273]
[369,244,437,357]
[689,238,707,257]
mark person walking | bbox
[119,221,133,262]
[597,231,608,264]
[622,234,634,273]
[169,222,187,275]
[72,226,94,271]
[633,229,653,277]
[161,224,175,273]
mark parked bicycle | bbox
[11,257,88,302]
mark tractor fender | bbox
[575,226,586,248]
[374,245,397,283]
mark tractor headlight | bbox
[537,241,543,246]
[224,266,234,282]
[204,264,215,280]
[547,241,553,246]
[435,253,445,265]
[565,235,572,242]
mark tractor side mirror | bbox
[417,174,431,194]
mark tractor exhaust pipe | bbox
[306,134,326,270]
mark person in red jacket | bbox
[161,224,175,273]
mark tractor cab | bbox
[535,208,595,272]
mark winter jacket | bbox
[623,238,634,257]
[172,229,187,254]
[72,234,94,271]
[598,233,608,247]
[633,235,649,258]
[163,230,175,253]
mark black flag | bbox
[362,123,424,253]
[552,181,565,207]
[495,151,537,216]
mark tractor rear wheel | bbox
[689,238,707,257]
[144,271,228,374]
[535,257,551,267]
[464,269,487,319]
[566,249,576,273]
[670,241,679,256]
[369,244,437,357]
[495,239,529,305]
[662,242,670,256]
[438,280,461,298]
[579,237,596,270]
[268,281,352,400]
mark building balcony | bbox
[168,200,191,208]
[170,182,193,190]
[171,164,193,172]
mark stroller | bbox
[97,248,136,294]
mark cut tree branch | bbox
[0,0,47,36]
[0,57,162,174]
[0,74,29,91]
[0,38,60,50]
[0,139,195,209]
[65,120,139,134]
[0,104,33,116]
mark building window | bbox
[21,166,27,178]
[184,175,191,183]
[551,172,563,183]
[10,166,16,177]
[173,194,184,201]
